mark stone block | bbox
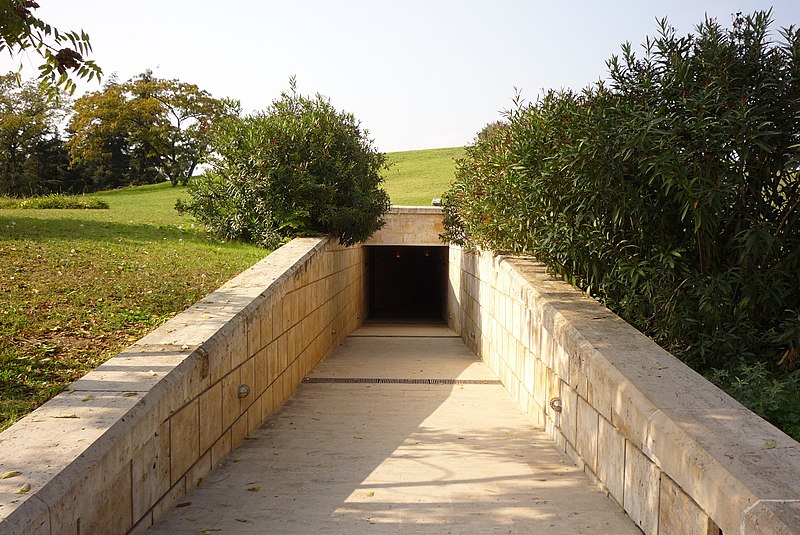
[254,347,269,398]
[559,382,578,447]
[742,500,800,535]
[0,495,50,535]
[206,334,233,385]
[267,341,278,386]
[597,415,626,506]
[278,334,289,373]
[565,439,585,471]
[658,474,716,535]
[576,396,599,474]
[169,399,199,484]
[221,367,241,431]
[232,413,248,449]
[260,305,274,346]
[239,357,256,413]
[187,451,212,489]
[624,443,661,535]
[262,386,276,420]
[211,430,232,467]
[131,420,170,521]
[128,512,153,535]
[533,354,549,409]
[152,477,186,526]
[198,381,222,454]
[247,312,262,359]
[229,322,248,369]
[248,397,263,435]
[68,463,132,535]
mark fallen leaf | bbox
[247,485,261,492]
[366,491,375,497]
[121,392,138,397]
[52,414,79,419]
[17,483,30,494]
[82,395,95,402]
[1,471,21,479]
[762,440,778,450]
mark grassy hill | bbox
[382,146,465,205]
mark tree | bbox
[0,71,67,195]
[0,1,101,97]
[178,81,391,248]
[68,74,229,187]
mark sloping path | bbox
[148,323,640,534]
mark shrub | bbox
[178,81,390,248]
[16,194,109,209]
[709,362,800,441]
[443,10,800,434]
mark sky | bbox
[6,1,800,152]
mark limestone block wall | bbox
[0,237,366,535]
[448,246,800,535]
[363,206,444,246]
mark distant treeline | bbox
[0,71,230,197]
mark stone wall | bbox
[363,206,444,246]
[448,246,800,535]
[0,237,366,535]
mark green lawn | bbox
[382,146,465,205]
[0,183,265,430]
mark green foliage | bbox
[179,81,390,248]
[0,72,74,196]
[0,1,101,97]
[68,73,230,189]
[443,11,800,433]
[14,193,108,209]
[709,363,800,440]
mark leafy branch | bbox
[0,0,102,97]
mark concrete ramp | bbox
[148,324,640,534]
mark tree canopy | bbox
[0,71,71,195]
[68,74,230,188]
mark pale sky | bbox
[6,1,800,152]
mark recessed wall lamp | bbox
[237,384,251,399]
[549,397,563,413]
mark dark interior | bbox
[367,246,447,321]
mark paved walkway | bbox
[149,324,640,534]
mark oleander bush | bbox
[178,80,390,248]
[443,11,800,438]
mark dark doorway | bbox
[367,246,447,321]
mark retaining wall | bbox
[0,237,366,534]
[447,246,800,535]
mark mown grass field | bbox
[0,183,266,430]
[382,146,465,205]
[0,147,462,430]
